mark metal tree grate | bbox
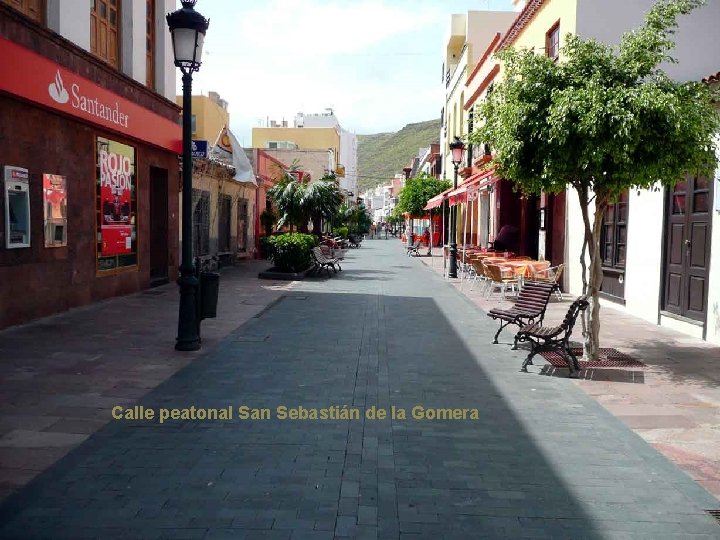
[706,510,720,524]
[540,347,645,368]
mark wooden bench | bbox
[406,239,422,256]
[515,295,589,377]
[311,246,342,276]
[487,281,555,348]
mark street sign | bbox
[191,140,208,159]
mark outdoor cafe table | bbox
[500,260,551,278]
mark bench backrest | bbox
[312,246,329,263]
[559,295,589,339]
[512,281,554,316]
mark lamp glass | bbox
[451,145,464,165]
[171,28,204,69]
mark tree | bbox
[267,163,305,232]
[267,162,343,234]
[469,0,719,360]
[301,172,344,236]
[396,172,451,217]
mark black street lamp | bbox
[167,0,209,351]
[403,166,412,247]
[447,136,465,279]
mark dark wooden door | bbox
[663,174,712,321]
[149,167,168,282]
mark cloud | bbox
[183,0,515,143]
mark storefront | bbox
[0,23,180,328]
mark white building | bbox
[440,10,517,178]
[561,0,720,344]
[295,110,359,199]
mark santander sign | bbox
[0,36,181,153]
[49,70,129,128]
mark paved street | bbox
[1,241,720,539]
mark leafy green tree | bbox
[396,172,451,244]
[333,202,372,234]
[470,0,719,360]
[396,172,451,217]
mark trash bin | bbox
[199,272,219,319]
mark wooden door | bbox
[149,167,168,282]
[663,174,712,321]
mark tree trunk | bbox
[577,186,608,361]
[312,215,323,237]
[578,185,592,339]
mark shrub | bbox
[335,226,349,238]
[264,233,318,272]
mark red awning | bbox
[448,169,500,206]
[423,186,453,210]
[448,185,468,206]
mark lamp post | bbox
[447,136,465,278]
[167,0,209,351]
[403,166,412,247]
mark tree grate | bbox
[706,510,720,525]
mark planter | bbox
[258,266,314,281]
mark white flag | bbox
[211,126,256,185]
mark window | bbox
[91,0,120,69]
[191,115,197,135]
[96,137,137,273]
[600,191,629,269]
[1,0,45,24]
[546,21,560,61]
[192,189,210,257]
[146,0,155,89]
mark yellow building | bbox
[175,91,230,143]
[252,124,340,172]
[174,91,257,263]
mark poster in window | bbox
[43,174,67,247]
[96,137,137,271]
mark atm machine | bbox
[4,166,31,249]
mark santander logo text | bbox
[48,70,69,104]
[47,69,129,128]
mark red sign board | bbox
[0,37,181,153]
[98,138,135,256]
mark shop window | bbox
[600,191,628,269]
[91,0,120,69]
[546,21,560,61]
[96,137,137,273]
[1,0,45,24]
[192,189,210,257]
[146,0,155,89]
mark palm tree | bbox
[267,174,305,232]
[301,173,344,236]
[268,164,343,234]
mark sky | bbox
[182,0,517,146]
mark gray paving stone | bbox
[1,242,719,540]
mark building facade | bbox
[175,92,257,265]
[456,0,720,344]
[0,1,180,329]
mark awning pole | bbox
[442,201,446,278]
[428,210,433,260]
[470,197,475,249]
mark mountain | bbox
[357,119,440,192]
